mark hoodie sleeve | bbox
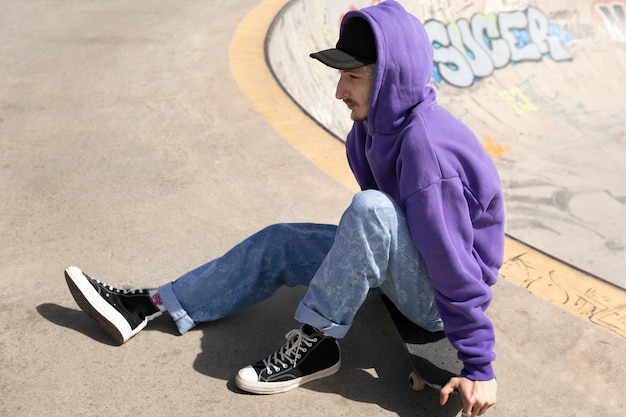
[404,178,496,381]
[346,123,379,190]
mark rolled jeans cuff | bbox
[294,302,350,339]
[158,282,196,335]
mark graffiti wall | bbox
[594,0,626,42]
[427,8,572,87]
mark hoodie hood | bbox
[342,1,434,134]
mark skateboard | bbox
[381,295,461,391]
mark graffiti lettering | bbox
[426,7,573,88]
[594,1,626,42]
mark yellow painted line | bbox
[501,237,626,338]
[229,0,626,339]
[228,0,357,192]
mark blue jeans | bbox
[159,190,443,338]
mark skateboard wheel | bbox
[408,371,426,391]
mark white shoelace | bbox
[262,328,318,374]
[89,276,144,295]
[119,284,145,295]
[81,271,137,295]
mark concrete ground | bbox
[1,0,625,416]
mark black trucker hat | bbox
[310,17,376,69]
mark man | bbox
[65,2,502,415]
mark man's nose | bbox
[335,80,346,100]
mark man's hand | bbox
[440,376,497,416]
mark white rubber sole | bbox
[235,359,342,395]
[65,266,143,344]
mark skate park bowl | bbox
[230,0,626,339]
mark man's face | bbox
[335,67,374,122]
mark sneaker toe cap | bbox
[237,365,259,383]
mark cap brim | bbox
[310,48,375,70]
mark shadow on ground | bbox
[36,302,181,345]
[190,287,462,417]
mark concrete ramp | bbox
[267,0,626,292]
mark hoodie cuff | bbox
[462,362,495,381]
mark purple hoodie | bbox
[343,1,505,381]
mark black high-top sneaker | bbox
[64,266,161,344]
[235,324,341,394]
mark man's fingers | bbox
[439,377,459,405]
[463,403,492,417]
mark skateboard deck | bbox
[381,295,461,391]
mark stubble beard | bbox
[347,100,369,123]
